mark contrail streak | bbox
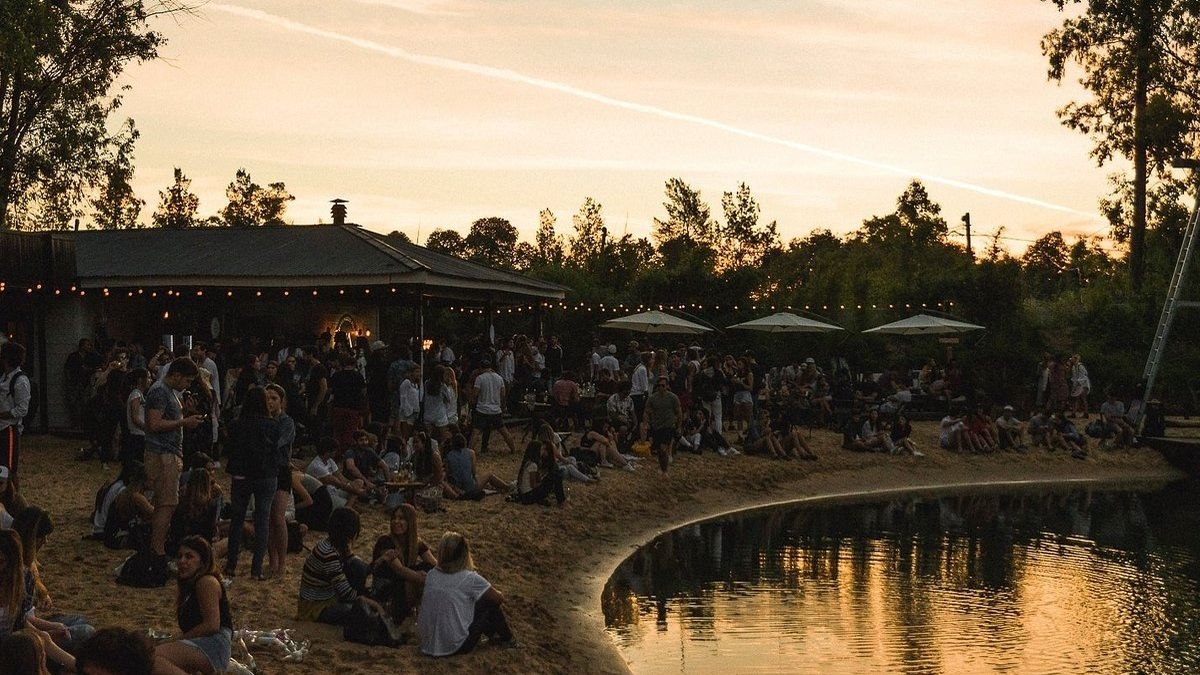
[209,3,1100,220]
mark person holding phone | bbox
[144,359,205,564]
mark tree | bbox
[0,0,182,229]
[856,180,949,247]
[719,182,779,272]
[1042,0,1200,291]
[568,197,610,272]
[151,167,199,229]
[218,168,294,226]
[652,178,717,248]
[385,230,412,245]
[1022,231,1071,298]
[90,119,143,229]
[533,208,564,266]
[424,228,465,255]
[463,216,520,269]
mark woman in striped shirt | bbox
[296,508,381,625]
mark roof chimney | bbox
[331,198,350,227]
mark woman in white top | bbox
[121,368,150,466]
[418,532,515,656]
[423,366,452,441]
[442,367,460,430]
[1069,354,1091,418]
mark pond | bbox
[602,481,1200,674]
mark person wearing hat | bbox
[994,405,1027,450]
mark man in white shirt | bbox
[471,359,516,454]
[994,405,1027,450]
[939,415,965,452]
[629,352,651,424]
[0,342,31,489]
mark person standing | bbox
[328,355,366,452]
[644,376,682,475]
[63,338,100,430]
[144,358,205,562]
[630,352,651,425]
[223,388,279,580]
[1069,354,1091,418]
[544,336,564,381]
[469,359,516,454]
[0,343,30,490]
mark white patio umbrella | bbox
[863,313,984,335]
[601,310,713,335]
[728,312,843,333]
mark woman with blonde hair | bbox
[417,531,516,656]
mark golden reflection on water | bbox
[603,487,1200,674]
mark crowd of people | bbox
[0,328,1154,671]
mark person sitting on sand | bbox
[418,531,517,656]
[774,408,816,460]
[964,409,998,453]
[443,434,513,500]
[513,441,566,506]
[994,406,1028,450]
[1100,391,1136,448]
[12,507,96,658]
[857,409,895,453]
[0,466,25,530]
[742,409,784,458]
[306,437,371,508]
[410,432,462,499]
[580,419,637,471]
[371,504,438,623]
[0,629,55,675]
[534,423,596,483]
[298,507,382,626]
[889,414,922,456]
[0,531,75,671]
[939,414,966,452]
[606,381,636,445]
[1028,409,1051,448]
[1050,413,1088,459]
[88,463,134,540]
[168,468,223,558]
[152,536,232,675]
[103,463,153,549]
[75,627,156,675]
[345,430,393,485]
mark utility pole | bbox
[962,212,972,256]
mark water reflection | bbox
[603,483,1200,674]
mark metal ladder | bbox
[1142,172,1200,403]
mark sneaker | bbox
[622,463,637,473]
[912,450,925,457]
[717,448,729,457]
[620,454,638,462]
[727,448,741,456]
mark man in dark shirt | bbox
[328,355,366,451]
[544,335,564,380]
[63,338,101,428]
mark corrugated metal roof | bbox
[67,225,568,297]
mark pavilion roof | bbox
[63,224,567,301]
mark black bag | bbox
[343,599,405,647]
[1084,419,1108,439]
[116,550,169,588]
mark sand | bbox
[17,423,1183,674]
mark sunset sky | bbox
[119,0,1116,252]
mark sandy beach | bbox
[17,423,1183,674]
